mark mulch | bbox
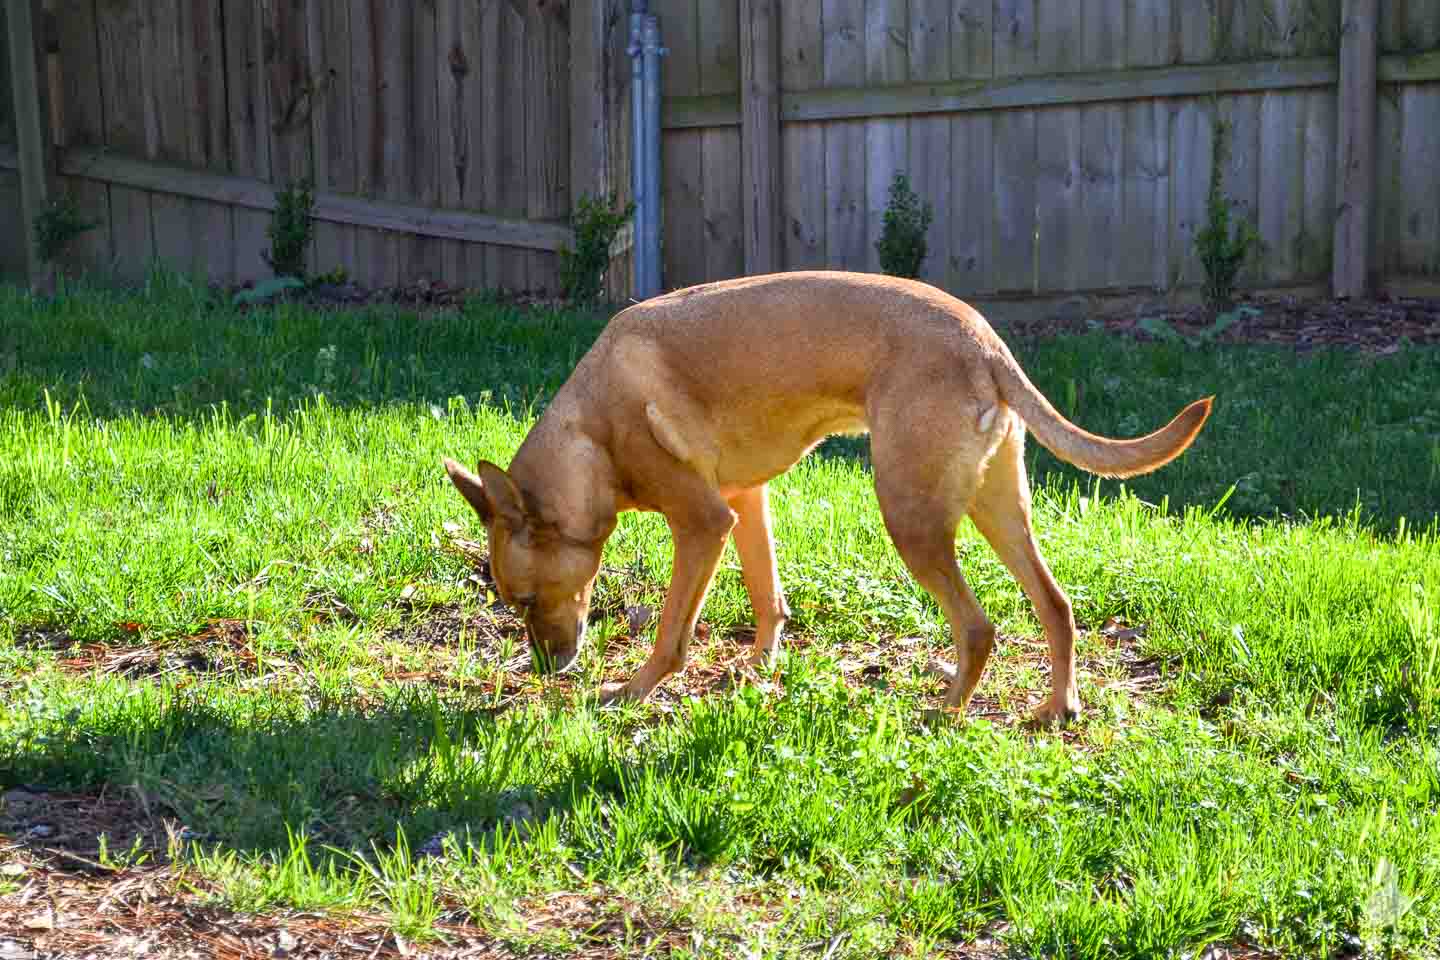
[1003,292,1440,353]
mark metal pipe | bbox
[640,14,666,298]
[627,13,648,297]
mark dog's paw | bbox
[597,680,646,707]
[1028,699,1082,730]
[744,647,783,671]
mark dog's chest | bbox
[713,407,868,494]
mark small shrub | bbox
[33,193,101,265]
[264,179,316,280]
[559,193,635,305]
[876,172,934,280]
[1195,122,1261,314]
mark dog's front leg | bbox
[600,503,736,704]
[728,486,790,667]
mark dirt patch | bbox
[1006,293,1440,353]
[0,786,174,873]
[229,276,575,317]
[48,620,292,682]
[0,862,507,960]
[12,627,76,654]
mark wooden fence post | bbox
[739,0,779,275]
[1332,0,1377,298]
[6,0,53,292]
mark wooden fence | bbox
[0,0,634,295]
[656,0,1440,299]
[4,2,1440,301]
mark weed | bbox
[1195,121,1262,315]
[559,193,634,305]
[876,173,934,280]
[32,192,101,265]
[263,179,317,280]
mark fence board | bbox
[700,0,741,282]
[780,0,824,270]
[1177,0,1214,63]
[947,3,989,295]
[1036,0,1081,72]
[1036,2,1082,291]
[993,0,1036,76]
[0,3,9,147]
[950,0,992,78]
[1396,82,1440,274]
[1217,92,1263,287]
[184,0,231,283]
[149,0,194,277]
[310,0,357,282]
[1035,106,1081,292]
[1080,104,1124,288]
[1119,98,1170,289]
[47,147,572,248]
[948,109,991,294]
[1083,0,1126,68]
[53,0,99,145]
[436,0,467,287]
[1374,80,1401,277]
[0,170,21,281]
[908,0,949,287]
[1379,1,1406,52]
[991,108,1035,293]
[864,0,907,273]
[1124,0,1172,67]
[1220,0,1264,60]
[96,0,151,282]
[411,0,443,285]
[659,0,703,288]
[478,0,505,290]
[1257,90,1307,283]
[52,0,113,274]
[1301,87,1335,278]
[823,0,866,270]
[1168,99,1212,289]
[227,0,273,283]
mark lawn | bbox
[1,276,1438,959]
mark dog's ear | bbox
[475,459,527,526]
[443,457,494,522]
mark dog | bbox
[443,271,1211,725]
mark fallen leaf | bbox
[624,605,654,638]
[1099,618,1148,644]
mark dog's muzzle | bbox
[526,615,586,674]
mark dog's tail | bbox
[990,349,1213,479]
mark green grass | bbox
[1,275,1438,957]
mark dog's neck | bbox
[508,403,621,544]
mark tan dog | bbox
[443,271,1211,725]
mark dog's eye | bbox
[514,594,537,612]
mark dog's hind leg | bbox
[967,428,1082,727]
[868,411,997,716]
[728,485,790,667]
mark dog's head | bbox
[442,457,605,672]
